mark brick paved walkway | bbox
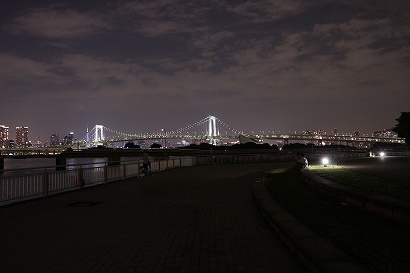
[0,163,306,273]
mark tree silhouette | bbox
[150,143,162,149]
[124,141,139,148]
[392,112,410,144]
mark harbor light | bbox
[322,157,329,167]
[380,152,386,157]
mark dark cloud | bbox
[4,6,109,38]
[0,0,409,141]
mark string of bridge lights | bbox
[82,116,241,141]
[103,126,140,137]
[170,116,240,135]
[170,116,211,135]
[214,117,241,135]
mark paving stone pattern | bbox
[0,163,306,273]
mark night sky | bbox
[1,0,410,142]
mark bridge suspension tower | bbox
[94,125,105,143]
[207,115,219,145]
[85,125,105,146]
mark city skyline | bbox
[1,1,410,139]
[0,118,401,146]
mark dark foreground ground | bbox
[0,163,307,273]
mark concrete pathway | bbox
[0,163,306,273]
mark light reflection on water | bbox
[2,157,145,171]
[1,158,113,177]
[3,158,112,169]
[3,158,56,170]
[65,158,108,170]
[1,156,192,176]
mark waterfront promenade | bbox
[0,163,307,273]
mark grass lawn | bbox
[264,166,410,273]
[309,161,410,201]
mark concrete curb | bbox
[301,169,410,223]
[252,180,367,273]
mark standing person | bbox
[142,150,152,176]
[295,152,308,172]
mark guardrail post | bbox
[43,169,49,197]
[104,163,108,184]
[79,166,84,189]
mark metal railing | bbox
[2,154,286,206]
[1,157,187,206]
[0,152,388,207]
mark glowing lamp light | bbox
[380,152,386,157]
[322,157,329,167]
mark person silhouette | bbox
[295,152,308,172]
[142,151,152,176]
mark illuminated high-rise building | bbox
[35,136,43,147]
[314,129,327,136]
[16,126,29,147]
[50,133,59,147]
[0,125,9,147]
[63,132,74,145]
[6,139,14,148]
